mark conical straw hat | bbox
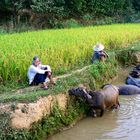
[93,43,104,51]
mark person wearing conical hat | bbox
[92,43,109,63]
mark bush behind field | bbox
[0,24,140,83]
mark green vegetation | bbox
[0,58,118,103]
[0,24,140,84]
[0,0,140,30]
[0,99,88,140]
[0,58,118,140]
[114,40,140,65]
[0,42,139,140]
[0,1,139,139]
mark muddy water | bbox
[48,67,140,140]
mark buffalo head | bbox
[68,87,86,97]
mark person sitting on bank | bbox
[92,43,109,63]
[27,56,55,89]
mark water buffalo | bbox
[90,84,120,116]
[117,85,140,95]
[68,87,97,117]
[68,84,120,117]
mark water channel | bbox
[48,67,140,140]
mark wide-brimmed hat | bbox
[93,43,104,51]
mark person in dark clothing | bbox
[92,43,109,63]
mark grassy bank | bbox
[0,58,117,103]
[0,57,118,140]
[0,24,140,84]
[0,44,140,139]
[0,40,140,101]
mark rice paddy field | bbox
[0,23,140,83]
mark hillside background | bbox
[0,0,140,32]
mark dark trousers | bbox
[92,52,106,63]
[30,66,52,86]
[31,73,47,85]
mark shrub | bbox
[63,19,82,28]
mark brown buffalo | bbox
[69,84,120,117]
[90,84,120,116]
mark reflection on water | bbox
[48,67,140,140]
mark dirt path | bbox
[54,65,91,79]
[15,65,92,94]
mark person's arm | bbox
[41,65,52,72]
[103,51,109,58]
[30,65,46,74]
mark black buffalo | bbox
[117,85,140,95]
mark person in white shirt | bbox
[27,56,54,89]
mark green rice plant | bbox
[0,24,140,83]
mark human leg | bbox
[31,73,47,85]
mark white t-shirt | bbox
[27,64,51,84]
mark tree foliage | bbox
[0,0,139,16]
[31,0,65,16]
[0,0,139,27]
[133,0,140,11]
